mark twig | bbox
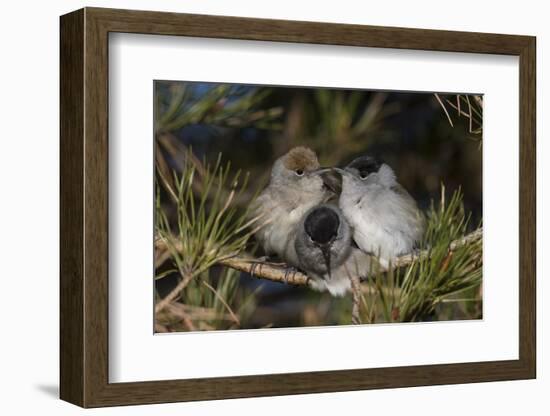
[155,227,482,289]
[218,256,310,286]
[465,94,473,133]
[434,93,454,127]
[165,303,196,331]
[155,270,197,314]
[350,273,362,324]
[391,227,482,268]
[201,280,241,326]
[154,323,170,333]
[444,99,474,120]
[164,302,235,321]
[450,227,483,250]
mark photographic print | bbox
[59,9,535,406]
[154,81,483,332]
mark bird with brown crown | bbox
[252,146,335,267]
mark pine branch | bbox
[350,273,362,324]
[218,256,309,285]
[155,227,482,289]
[392,227,482,268]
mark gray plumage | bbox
[252,147,333,264]
[294,204,373,296]
[336,155,425,268]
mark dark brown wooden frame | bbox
[60,7,536,408]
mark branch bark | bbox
[218,256,310,286]
[350,274,362,324]
[155,227,482,289]
[391,227,482,268]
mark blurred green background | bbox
[154,81,482,332]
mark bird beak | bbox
[314,167,342,195]
[333,167,351,177]
[320,244,332,280]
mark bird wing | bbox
[390,184,426,242]
[352,185,424,258]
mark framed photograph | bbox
[60,7,536,408]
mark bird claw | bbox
[249,261,261,278]
[283,267,298,284]
[247,257,298,283]
[250,261,275,279]
[248,256,286,279]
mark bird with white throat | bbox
[294,204,374,296]
[335,155,425,268]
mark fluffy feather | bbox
[339,157,425,267]
[252,147,330,261]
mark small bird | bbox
[294,204,373,296]
[336,155,425,268]
[252,146,334,265]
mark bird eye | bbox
[359,171,368,179]
[295,169,304,176]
